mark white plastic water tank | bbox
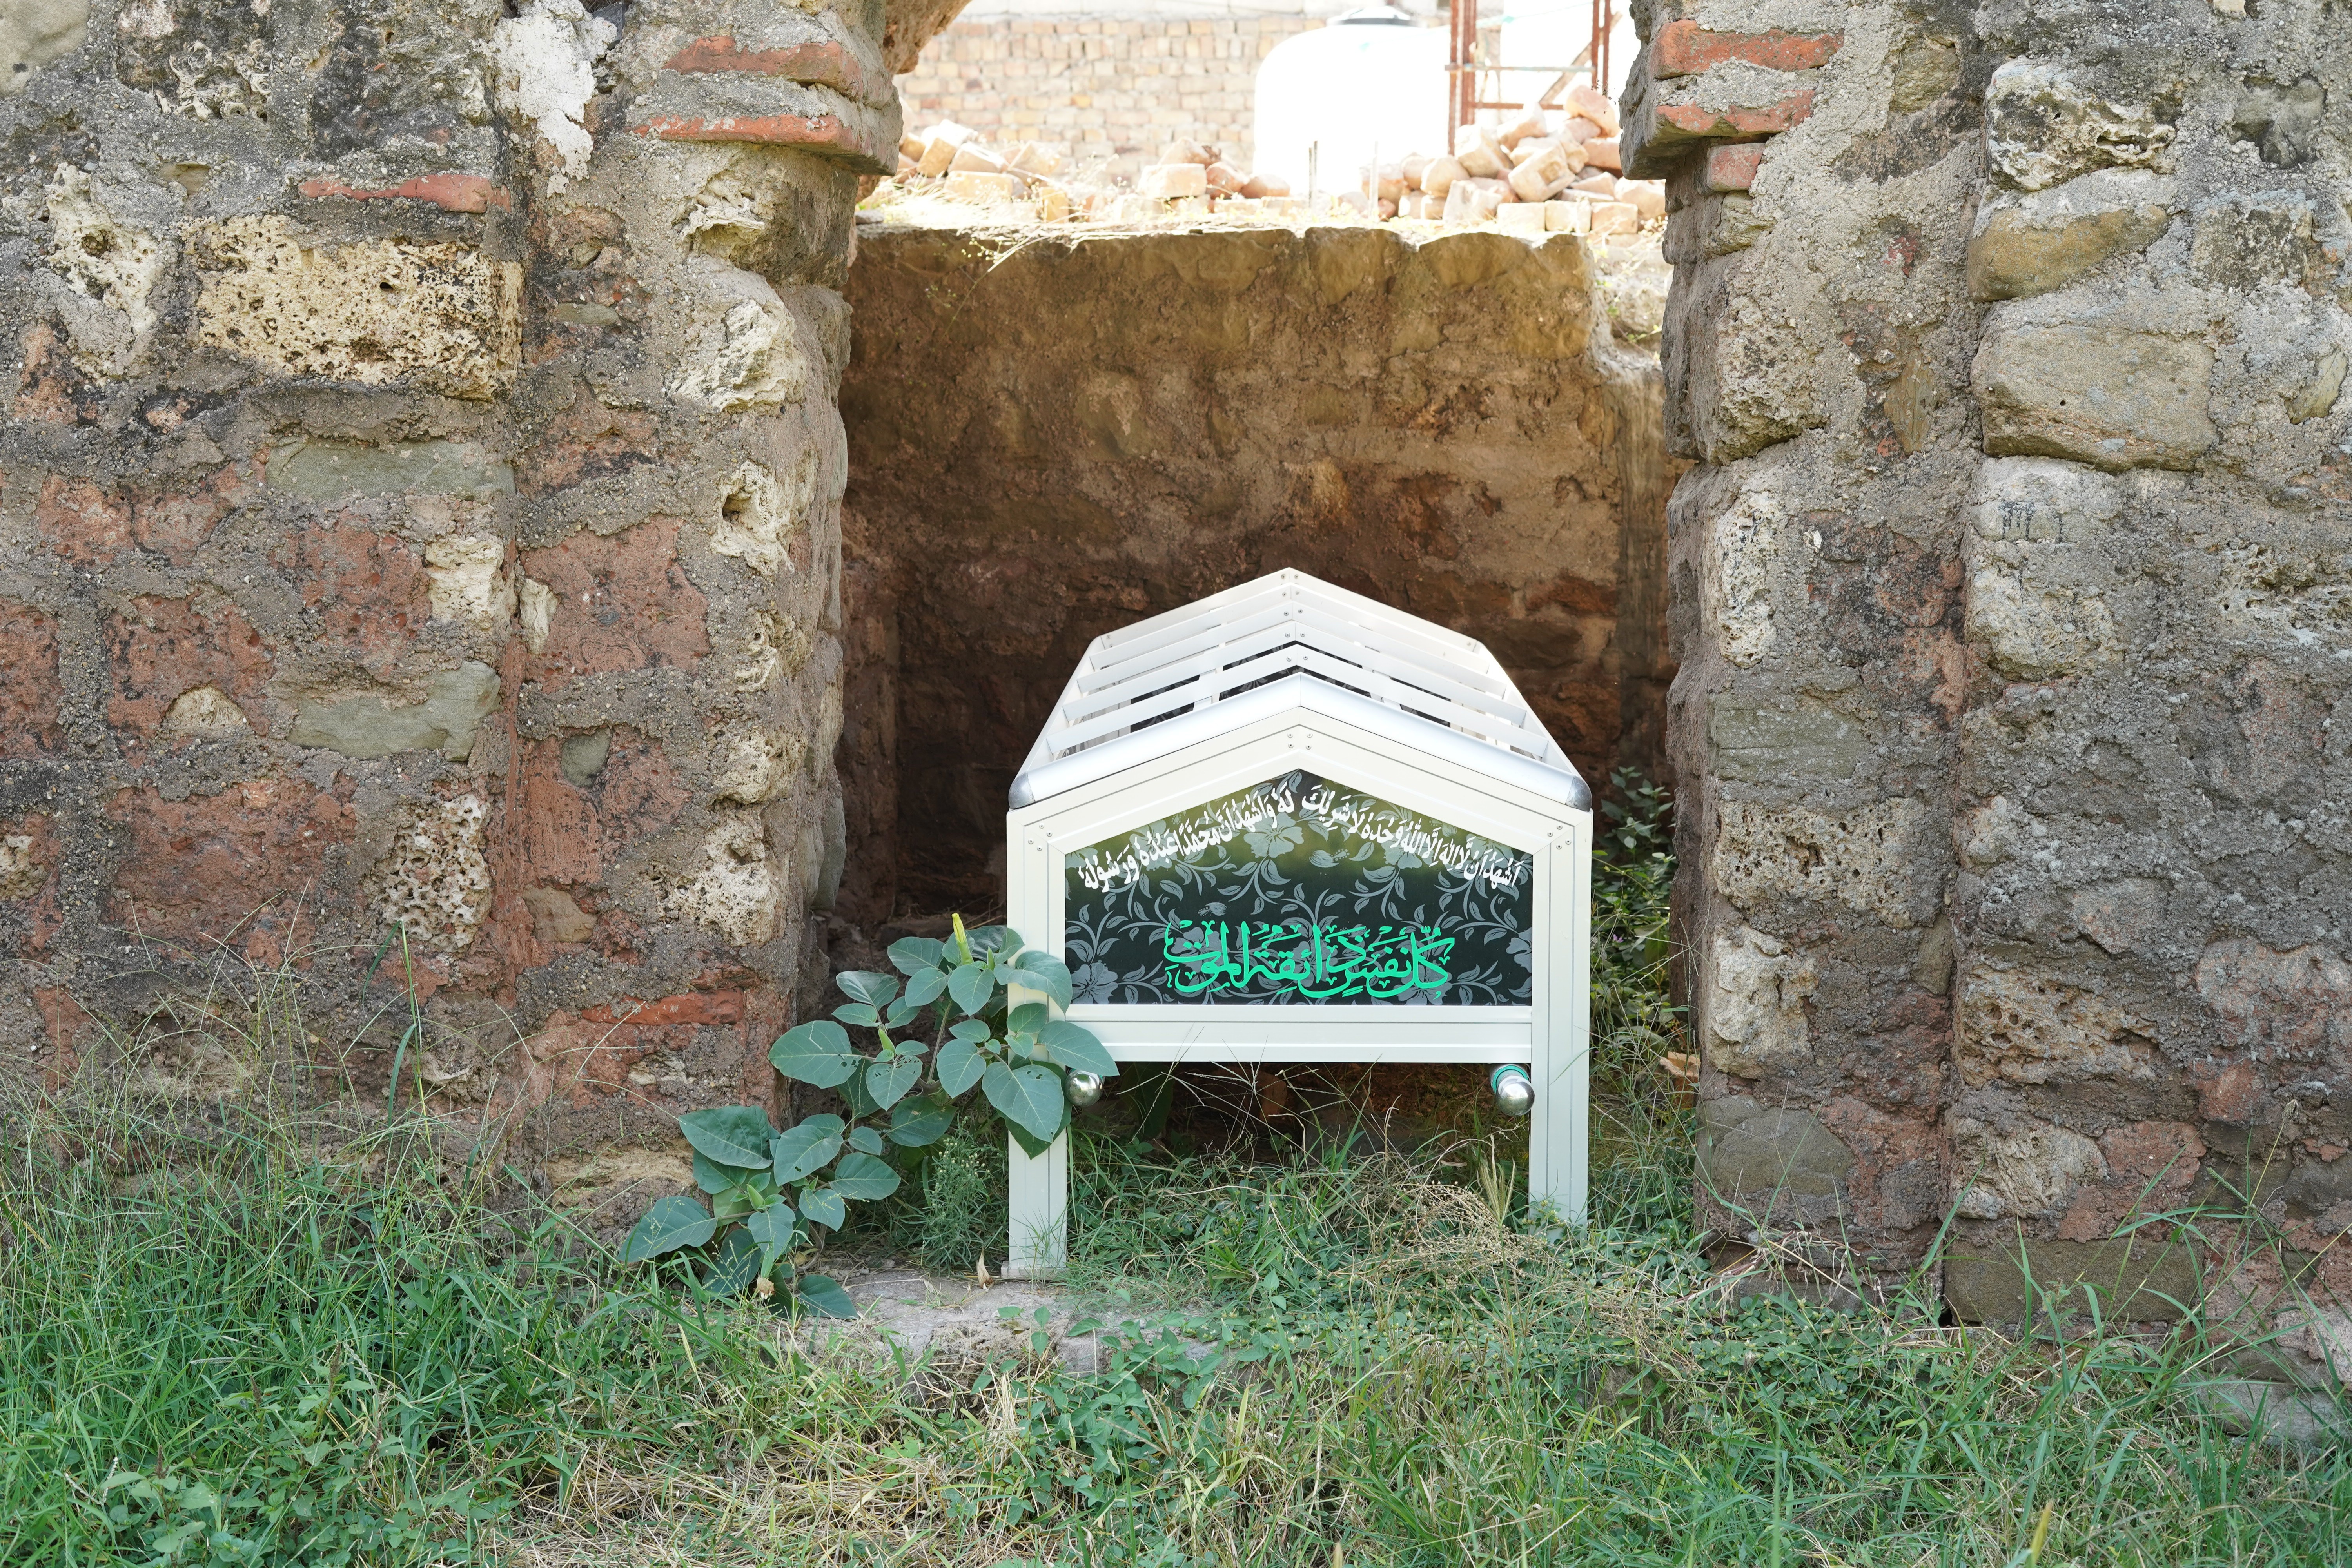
[1250,7,1450,197]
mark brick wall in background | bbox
[895,15,1322,183]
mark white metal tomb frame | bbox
[1002,569,1593,1277]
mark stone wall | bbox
[1628,0,2352,1366]
[0,0,959,1230]
[894,11,1320,185]
[835,219,1673,924]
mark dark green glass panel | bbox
[1064,771,1532,1006]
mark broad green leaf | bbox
[936,1038,986,1097]
[771,1121,844,1184]
[677,1106,775,1169]
[867,1053,921,1111]
[838,970,901,1007]
[770,1021,858,1088]
[1014,949,1076,1007]
[967,925,1018,957]
[840,1067,884,1120]
[888,1095,955,1147]
[744,1204,798,1271]
[903,968,947,1007]
[833,1002,882,1027]
[948,1018,993,1043]
[984,1060,1067,1145]
[693,1149,762,1196]
[1038,1021,1118,1078]
[796,1273,858,1319]
[620,1196,714,1262]
[705,1227,763,1295]
[1008,1114,1058,1160]
[887,936,946,976]
[829,1151,902,1201]
[884,995,926,1028]
[947,961,995,1016]
[1007,1002,1050,1034]
[712,1182,762,1221]
[800,1188,846,1230]
[848,1126,885,1156]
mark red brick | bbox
[0,599,62,757]
[105,595,272,736]
[105,779,355,949]
[12,323,94,425]
[519,518,709,691]
[2196,1060,2268,1125]
[273,526,428,680]
[1656,90,1818,142]
[1704,142,1765,191]
[592,729,693,843]
[32,985,92,1085]
[131,467,243,564]
[297,172,512,213]
[36,474,133,565]
[579,991,745,1026]
[2,810,62,956]
[663,35,891,105]
[516,394,662,496]
[1652,20,1843,78]
[516,738,604,886]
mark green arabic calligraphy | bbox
[1163,920,1454,1000]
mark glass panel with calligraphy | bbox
[1063,771,1534,1006]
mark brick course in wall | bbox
[895,15,1321,182]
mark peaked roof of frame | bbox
[1009,569,1589,811]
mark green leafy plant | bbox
[620,916,1116,1314]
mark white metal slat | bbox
[1011,568,1583,805]
[1062,616,1526,734]
[1046,644,1535,759]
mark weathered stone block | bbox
[365,794,493,952]
[1699,1096,1855,1200]
[1967,457,2123,544]
[1951,1116,2107,1220]
[290,663,501,760]
[1714,797,1938,927]
[266,438,515,502]
[1967,176,2174,300]
[1946,1237,2200,1324]
[1964,551,2119,680]
[1983,60,2175,192]
[1973,316,2216,471]
[1707,699,1867,780]
[1954,962,2157,1087]
[192,217,522,398]
[1702,925,1815,1077]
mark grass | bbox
[4,782,2350,1564]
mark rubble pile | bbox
[882,83,1664,236]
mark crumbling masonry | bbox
[5,0,2350,1371]
[1629,0,2352,1360]
[0,0,960,1218]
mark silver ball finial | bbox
[1490,1065,1534,1118]
[1065,1069,1104,1107]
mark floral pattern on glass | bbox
[1064,771,1533,1006]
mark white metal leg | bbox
[1005,1127,1069,1278]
